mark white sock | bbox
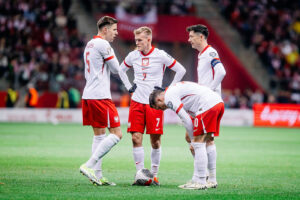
[151,147,161,177]
[92,134,106,179]
[133,147,144,171]
[207,144,217,183]
[191,142,207,185]
[86,134,120,168]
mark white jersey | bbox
[82,35,119,99]
[164,81,223,117]
[122,47,177,104]
[197,45,225,96]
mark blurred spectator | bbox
[25,84,38,108]
[216,0,300,104]
[68,87,80,108]
[6,87,18,107]
[56,89,69,108]
[0,0,85,94]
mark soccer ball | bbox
[134,168,154,186]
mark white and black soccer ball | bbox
[134,168,154,186]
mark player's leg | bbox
[206,103,224,189]
[206,137,217,188]
[128,101,146,172]
[146,105,163,185]
[80,99,121,185]
[85,100,122,168]
[150,134,161,185]
[92,127,106,182]
[131,132,144,171]
[179,132,207,190]
[185,131,195,157]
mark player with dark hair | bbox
[186,24,226,188]
[79,16,121,186]
[149,81,224,189]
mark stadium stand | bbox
[0,0,85,107]
[215,0,300,104]
[0,0,298,109]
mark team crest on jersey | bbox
[209,52,217,57]
[167,101,173,110]
[142,58,149,66]
[114,116,119,123]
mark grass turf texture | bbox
[0,123,299,200]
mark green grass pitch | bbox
[0,123,299,200]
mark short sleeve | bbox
[98,40,115,61]
[123,52,133,68]
[165,89,183,114]
[208,50,221,68]
[160,50,176,69]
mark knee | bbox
[185,132,191,143]
[110,127,122,139]
[151,139,161,149]
[132,133,142,147]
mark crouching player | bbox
[149,81,224,189]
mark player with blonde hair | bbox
[119,26,186,185]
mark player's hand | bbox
[129,84,137,93]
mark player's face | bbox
[135,33,150,52]
[106,24,118,42]
[154,94,168,110]
[188,31,201,49]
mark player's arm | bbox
[169,61,186,85]
[99,41,119,74]
[119,60,133,91]
[165,93,193,139]
[176,107,194,140]
[161,50,186,85]
[209,58,226,91]
[105,56,119,74]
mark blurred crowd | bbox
[216,0,300,103]
[1,0,298,109]
[94,0,196,16]
[0,0,86,96]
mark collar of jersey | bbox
[93,35,103,39]
[200,45,211,55]
[140,46,155,56]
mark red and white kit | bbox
[82,35,120,128]
[119,46,186,134]
[197,45,226,96]
[164,81,224,138]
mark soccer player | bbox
[79,16,122,186]
[119,26,186,185]
[149,81,224,189]
[186,24,226,186]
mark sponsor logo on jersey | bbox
[114,116,119,123]
[128,122,131,128]
[155,128,160,131]
[142,58,149,66]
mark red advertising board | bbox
[253,104,300,128]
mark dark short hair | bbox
[97,16,118,31]
[149,88,164,108]
[186,24,209,39]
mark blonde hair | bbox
[134,26,152,36]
